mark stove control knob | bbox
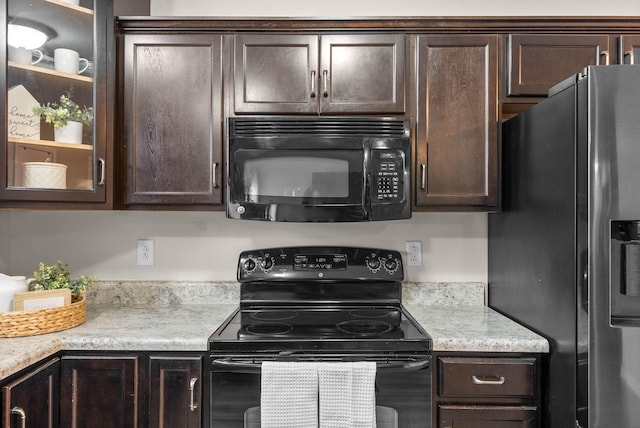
[243,258,256,272]
[384,258,399,274]
[261,258,274,271]
[367,257,381,271]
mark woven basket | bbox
[0,297,86,338]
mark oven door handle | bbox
[211,358,430,373]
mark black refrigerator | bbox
[489,65,640,428]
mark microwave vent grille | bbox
[230,118,407,137]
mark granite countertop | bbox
[0,282,549,381]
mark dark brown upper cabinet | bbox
[413,34,499,210]
[120,33,223,208]
[1,0,113,208]
[234,33,405,115]
[620,35,640,65]
[507,34,613,97]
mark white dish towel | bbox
[318,362,377,428]
[260,361,319,428]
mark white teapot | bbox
[0,274,34,312]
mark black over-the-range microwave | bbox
[226,117,411,222]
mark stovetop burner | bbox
[336,319,393,335]
[209,246,432,354]
[244,322,294,336]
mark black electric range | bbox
[209,246,431,355]
[208,246,432,428]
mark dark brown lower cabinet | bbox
[438,405,537,428]
[60,355,139,428]
[148,355,202,428]
[1,358,60,428]
[433,353,541,428]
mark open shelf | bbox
[8,61,93,83]
[9,136,93,152]
[44,0,93,16]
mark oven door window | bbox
[232,150,363,206]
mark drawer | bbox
[438,357,536,399]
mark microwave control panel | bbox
[371,150,404,202]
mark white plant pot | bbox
[22,162,67,189]
[54,121,83,144]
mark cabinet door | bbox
[234,34,319,114]
[2,358,60,428]
[508,34,612,96]
[319,34,405,114]
[60,355,139,428]
[148,355,202,428]
[1,0,111,205]
[414,35,498,209]
[438,405,537,428]
[121,34,223,206]
[620,35,640,65]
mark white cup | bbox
[9,46,44,65]
[54,48,89,74]
[0,275,34,312]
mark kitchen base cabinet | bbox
[1,358,60,428]
[438,405,537,428]
[148,355,202,428]
[433,353,541,428]
[60,355,139,428]
[56,352,205,428]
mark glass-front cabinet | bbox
[1,0,112,205]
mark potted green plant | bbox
[33,261,94,298]
[32,89,93,144]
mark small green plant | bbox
[32,89,93,128]
[33,261,94,298]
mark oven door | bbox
[227,135,367,222]
[209,355,431,428]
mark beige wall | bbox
[6,211,486,283]
[150,0,640,16]
[0,212,10,274]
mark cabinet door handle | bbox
[189,377,198,411]
[420,164,427,190]
[310,70,316,98]
[471,375,506,385]
[322,70,329,98]
[11,407,26,428]
[97,158,106,186]
[599,50,610,65]
[624,50,635,65]
[212,162,219,189]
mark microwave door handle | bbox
[362,142,371,220]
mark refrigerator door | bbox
[587,66,640,427]
[490,75,579,428]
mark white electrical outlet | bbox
[137,239,154,266]
[406,241,422,266]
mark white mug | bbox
[9,46,44,66]
[0,275,34,312]
[54,48,89,74]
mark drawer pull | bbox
[471,375,506,385]
[11,407,26,428]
